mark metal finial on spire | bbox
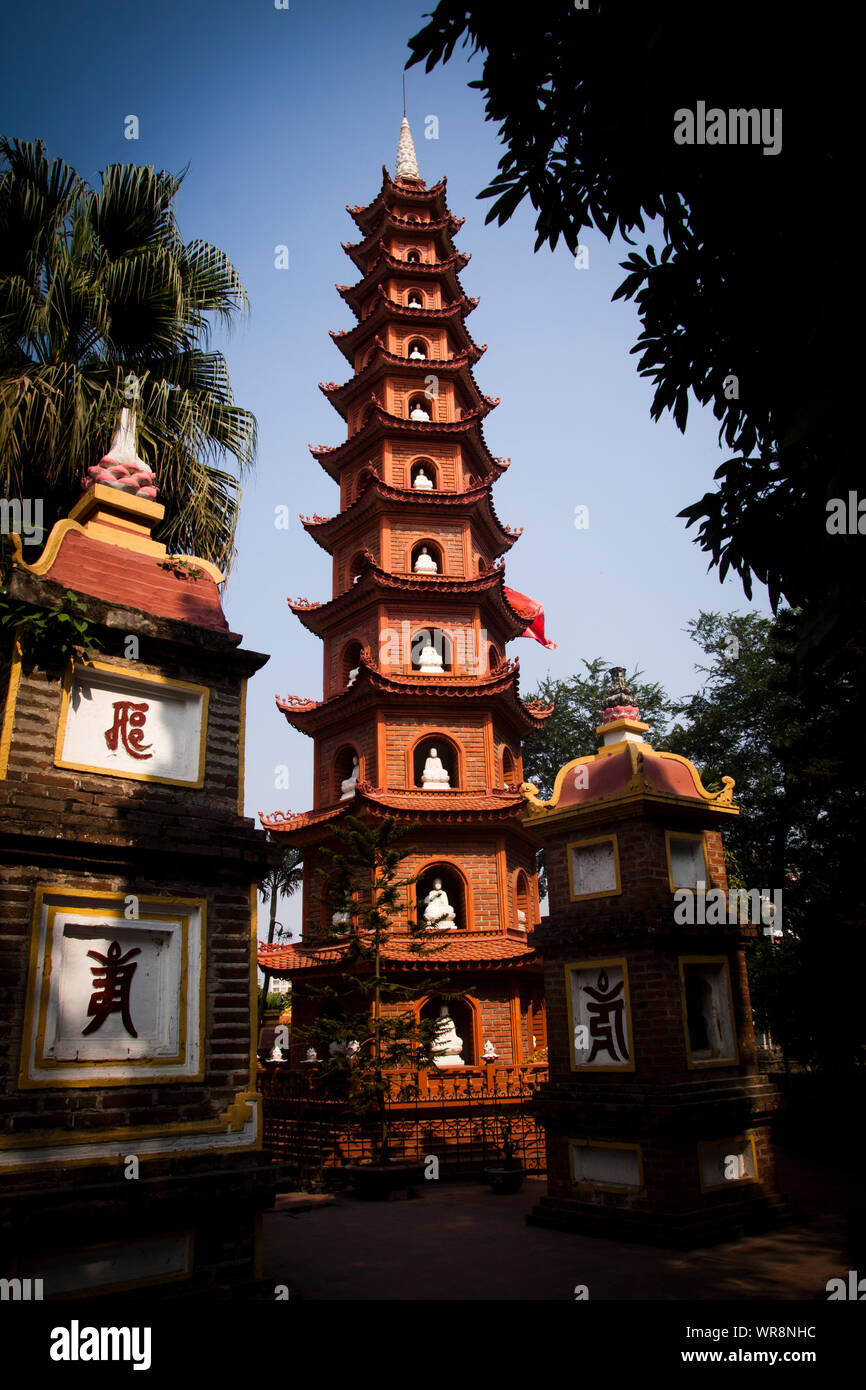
[395,114,421,182]
[402,73,406,118]
[600,667,641,724]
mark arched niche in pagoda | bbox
[418,993,480,1067]
[409,537,443,575]
[502,745,516,788]
[334,743,364,801]
[355,465,377,499]
[514,869,531,929]
[410,732,461,790]
[410,456,438,489]
[407,392,432,421]
[406,288,424,308]
[406,249,422,264]
[346,550,368,590]
[340,638,364,688]
[488,641,502,673]
[415,861,472,933]
[410,626,453,673]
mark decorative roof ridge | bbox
[336,247,470,297]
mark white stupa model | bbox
[431,1006,465,1068]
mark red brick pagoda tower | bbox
[258,118,552,1079]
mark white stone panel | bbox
[570,839,617,897]
[570,1142,642,1190]
[58,664,205,784]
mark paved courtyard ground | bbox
[261,1144,857,1301]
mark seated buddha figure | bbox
[421,746,450,789]
[423,878,457,929]
[413,545,438,575]
[340,753,360,800]
[412,466,433,490]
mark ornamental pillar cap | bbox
[597,665,650,748]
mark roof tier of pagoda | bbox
[342,207,465,276]
[336,247,471,317]
[319,341,490,421]
[300,474,521,559]
[276,652,553,740]
[258,926,539,976]
[309,398,507,483]
[346,167,451,234]
[287,552,530,640]
[329,289,483,365]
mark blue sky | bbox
[2,1,769,932]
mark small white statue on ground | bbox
[423,878,457,929]
[421,746,450,789]
[431,1006,465,1068]
[340,753,360,799]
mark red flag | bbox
[503,586,558,649]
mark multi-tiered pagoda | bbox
[258,118,553,1073]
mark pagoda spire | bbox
[395,114,421,183]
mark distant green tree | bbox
[522,657,673,801]
[668,609,866,1071]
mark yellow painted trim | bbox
[566,833,622,902]
[28,1231,194,1299]
[238,677,248,816]
[665,829,711,892]
[166,553,224,585]
[564,956,635,1073]
[698,1132,760,1193]
[0,634,23,779]
[678,955,740,1069]
[522,745,738,818]
[69,483,165,527]
[567,1137,646,1194]
[54,658,209,788]
[0,1092,260,1169]
[19,887,206,1088]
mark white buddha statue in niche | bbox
[409,344,426,360]
[412,466,433,490]
[340,754,360,800]
[517,908,527,929]
[409,400,431,421]
[423,878,457,929]
[421,746,450,789]
[413,545,438,575]
[431,1007,464,1068]
[345,666,359,688]
[332,909,351,927]
[416,638,444,673]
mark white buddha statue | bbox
[302,1047,318,1063]
[431,1007,464,1068]
[345,1039,360,1057]
[421,746,450,790]
[340,753,360,799]
[423,878,457,929]
[410,401,430,421]
[482,1039,499,1062]
[517,909,527,929]
[269,1040,286,1062]
[331,909,351,927]
[345,666,359,688]
[416,639,444,673]
[412,467,433,490]
[413,545,438,575]
[409,344,426,360]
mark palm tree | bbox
[258,845,304,1028]
[0,136,255,573]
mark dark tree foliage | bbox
[407,4,854,662]
[668,610,866,1071]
